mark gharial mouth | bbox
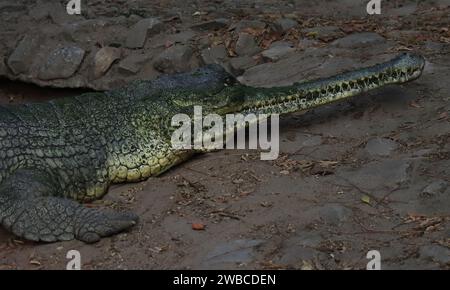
[235,53,425,115]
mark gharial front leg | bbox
[0,169,138,243]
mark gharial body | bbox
[0,53,424,243]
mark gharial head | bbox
[163,53,426,117]
[164,64,245,114]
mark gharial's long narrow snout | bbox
[373,52,425,82]
[220,53,426,116]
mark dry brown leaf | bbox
[318,160,339,167]
[361,195,371,205]
[29,260,41,266]
[301,260,314,270]
[241,27,265,37]
[192,223,206,231]
[395,46,413,51]
[437,111,448,120]
[409,101,422,108]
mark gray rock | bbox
[235,33,261,56]
[337,159,412,192]
[62,19,108,36]
[421,180,448,197]
[261,42,295,62]
[230,20,266,33]
[128,14,142,24]
[191,18,229,31]
[38,46,85,80]
[118,53,150,74]
[302,135,323,147]
[94,47,121,78]
[271,18,297,33]
[203,239,264,267]
[62,20,110,44]
[48,2,75,24]
[387,3,418,17]
[110,15,128,25]
[147,30,197,49]
[28,2,51,20]
[201,45,228,65]
[305,203,352,225]
[424,40,445,51]
[239,51,327,87]
[412,148,434,157]
[7,35,41,75]
[419,245,450,264]
[298,38,319,50]
[302,26,343,40]
[153,45,198,74]
[365,137,398,156]
[288,232,323,248]
[28,1,75,24]
[167,30,197,44]
[331,32,385,49]
[269,40,292,48]
[278,233,322,265]
[229,56,258,75]
[137,61,160,81]
[197,35,212,50]
[125,18,164,49]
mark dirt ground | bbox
[0,0,449,269]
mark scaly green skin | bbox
[0,53,424,243]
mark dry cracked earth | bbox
[0,0,449,269]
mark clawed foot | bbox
[76,210,139,243]
[1,169,139,244]
[4,196,138,243]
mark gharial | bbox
[0,53,425,243]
